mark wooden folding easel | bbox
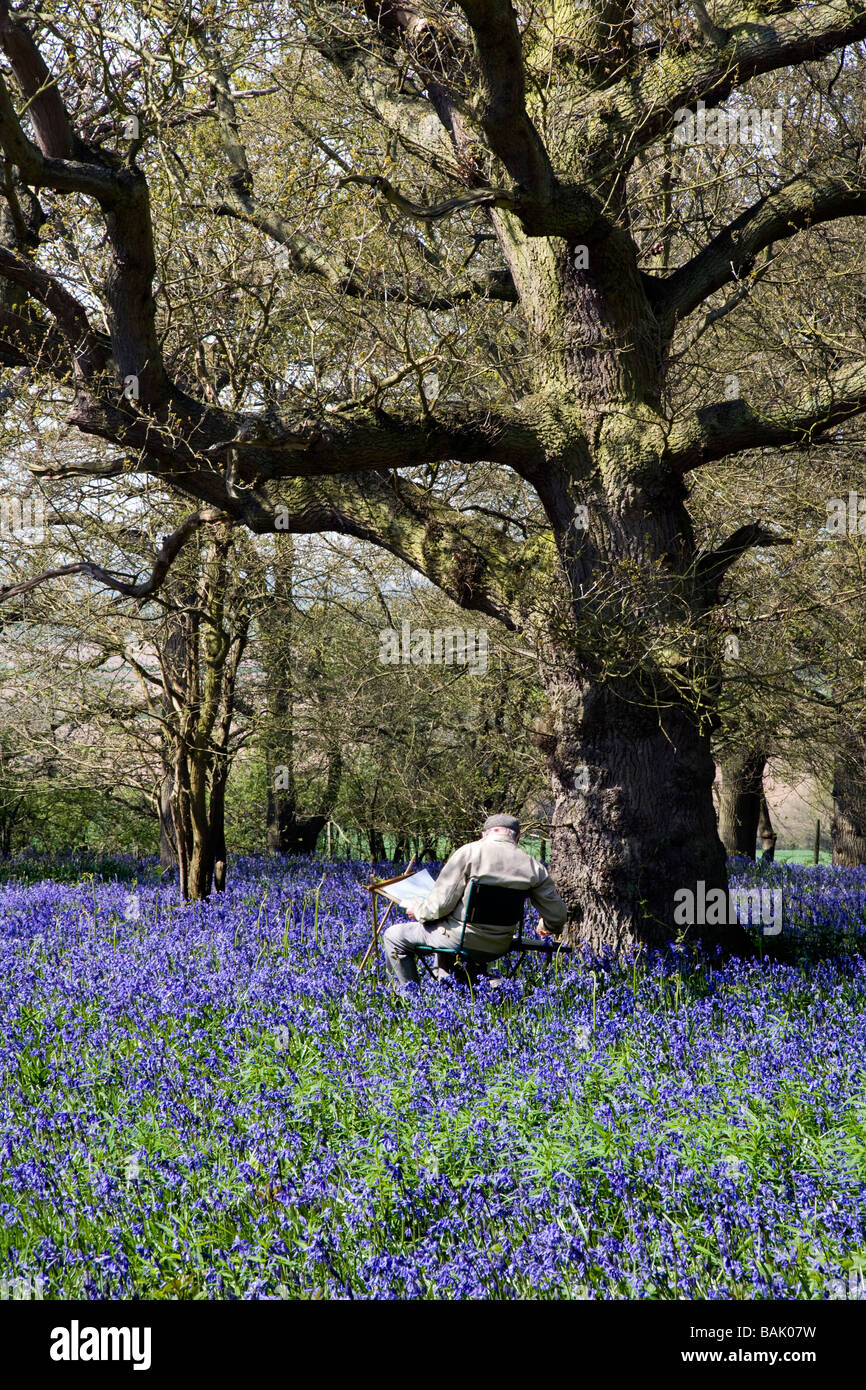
[357,855,417,976]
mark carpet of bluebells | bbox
[1,853,865,1300]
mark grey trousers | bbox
[382,919,490,986]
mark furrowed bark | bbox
[718,749,767,859]
[831,726,866,867]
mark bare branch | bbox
[196,33,517,307]
[0,507,225,605]
[666,246,779,362]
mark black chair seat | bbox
[414,878,525,962]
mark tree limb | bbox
[629,0,866,149]
[696,522,792,599]
[0,0,76,159]
[339,170,517,220]
[0,10,167,403]
[456,0,555,203]
[666,360,866,471]
[655,156,866,330]
[666,245,778,362]
[256,470,524,627]
[0,243,106,376]
[195,30,517,310]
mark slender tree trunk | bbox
[158,764,178,869]
[0,792,22,857]
[758,792,777,861]
[262,540,296,853]
[210,739,231,892]
[170,747,217,901]
[171,745,193,902]
[187,753,214,898]
[717,749,767,859]
[160,597,193,875]
[266,753,295,852]
[161,523,246,900]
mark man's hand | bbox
[406,902,421,921]
[536,923,553,938]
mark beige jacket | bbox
[416,835,568,953]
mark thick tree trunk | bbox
[718,750,767,859]
[831,728,866,866]
[488,214,759,954]
[542,674,744,951]
[270,809,326,854]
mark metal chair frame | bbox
[413,878,529,979]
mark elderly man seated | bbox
[382,814,567,990]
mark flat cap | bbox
[482,813,521,835]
